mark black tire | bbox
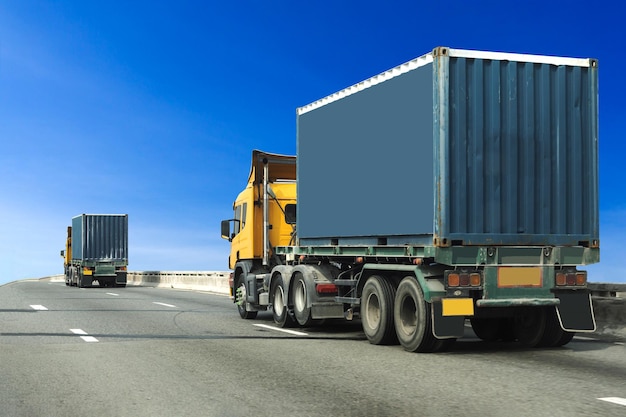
[539,307,575,347]
[271,276,293,328]
[70,269,77,287]
[470,317,514,342]
[394,276,443,353]
[513,308,547,348]
[361,275,398,345]
[293,273,314,327]
[235,276,258,320]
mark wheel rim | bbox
[397,294,417,337]
[274,285,285,312]
[364,292,381,329]
[236,283,247,306]
[295,280,306,312]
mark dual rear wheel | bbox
[361,275,454,353]
[470,306,574,347]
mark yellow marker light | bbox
[576,272,587,286]
[470,273,481,287]
[448,273,460,287]
[556,272,566,286]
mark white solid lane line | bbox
[30,305,48,311]
[253,324,309,336]
[70,329,99,343]
[153,302,177,308]
[598,397,626,407]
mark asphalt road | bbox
[1,278,625,417]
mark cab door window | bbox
[233,202,248,235]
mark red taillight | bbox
[555,270,587,286]
[228,273,234,287]
[459,274,470,286]
[316,283,338,295]
[447,271,481,287]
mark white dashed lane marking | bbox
[253,324,309,336]
[598,397,626,407]
[30,305,48,311]
[106,293,119,296]
[70,329,99,343]
[153,302,177,308]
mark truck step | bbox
[333,279,357,287]
[335,296,360,305]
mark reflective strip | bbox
[498,267,542,287]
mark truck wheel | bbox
[235,277,257,320]
[470,317,510,342]
[361,275,397,345]
[293,273,314,327]
[394,276,441,353]
[538,307,575,347]
[271,277,293,328]
[513,307,546,347]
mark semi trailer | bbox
[62,214,129,288]
[221,47,599,352]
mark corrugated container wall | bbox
[296,47,599,248]
[72,214,129,261]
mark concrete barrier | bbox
[126,271,230,294]
[45,271,231,294]
[589,283,626,341]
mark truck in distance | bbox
[221,47,599,352]
[61,214,129,288]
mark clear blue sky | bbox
[0,1,624,285]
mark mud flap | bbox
[431,301,465,339]
[556,291,596,332]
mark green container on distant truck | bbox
[221,47,599,352]
[61,214,129,288]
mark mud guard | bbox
[556,291,596,332]
[431,301,465,338]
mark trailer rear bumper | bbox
[476,298,560,307]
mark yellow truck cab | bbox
[221,150,298,319]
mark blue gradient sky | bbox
[1,1,624,284]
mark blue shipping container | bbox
[72,214,129,261]
[296,47,599,248]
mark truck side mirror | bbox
[285,204,296,225]
[60,250,65,258]
[221,220,232,241]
